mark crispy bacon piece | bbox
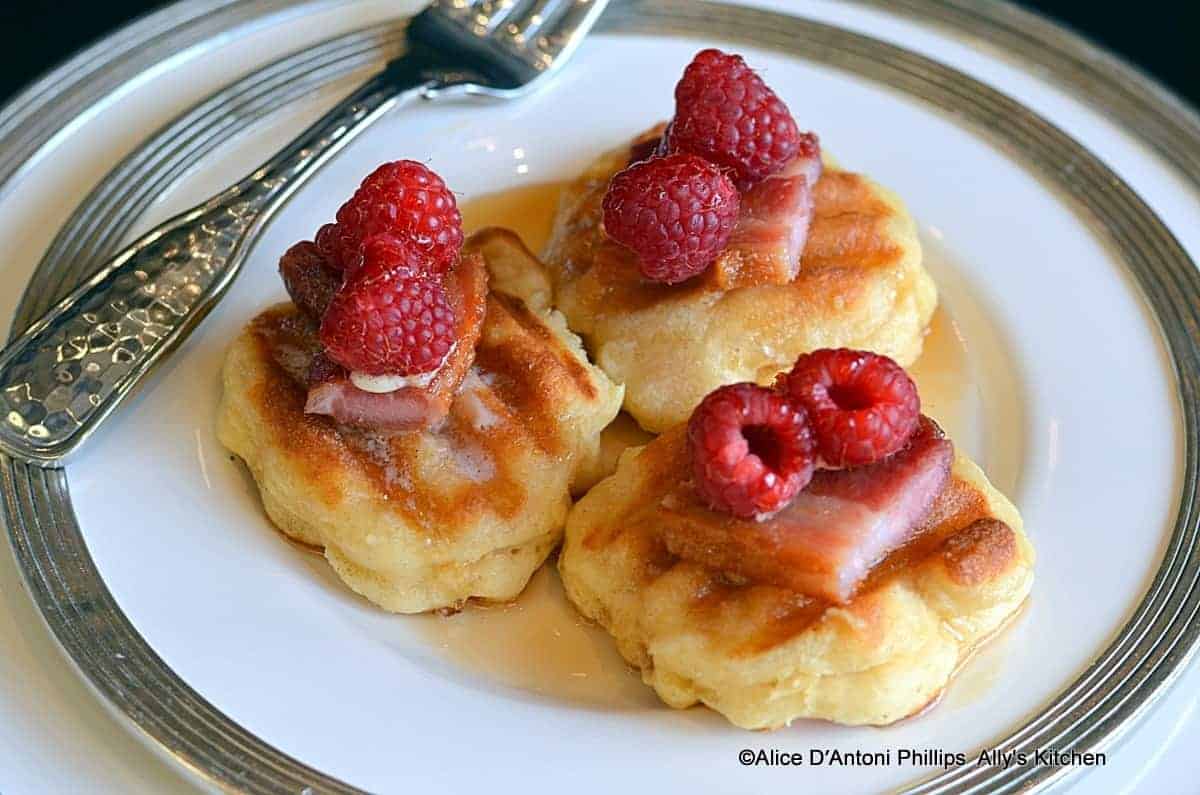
[711,134,822,289]
[627,124,669,166]
[661,416,952,603]
[303,251,489,430]
[619,125,821,291]
[304,380,446,430]
[279,241,341,320]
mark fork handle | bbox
[0,62,438,466]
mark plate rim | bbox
[2,1,1199,793]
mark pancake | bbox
[218,229,623,613]
[543,132,936,433]
[559,428,1034,728]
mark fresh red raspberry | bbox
[666,48,804,189]
[794,130,821,164]
[688,383,816,520]
[602,153,739,284]
[279,241,341,320]
[319,268,457,376]
[315,160,463,273]
[354,234,436,283]
[779,349,920,468]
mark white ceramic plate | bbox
[3,1,1199,793]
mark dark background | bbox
[0,1,1196,108]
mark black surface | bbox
[0,1,1196,110]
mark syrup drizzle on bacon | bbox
[713,133,822,289]
[662,416,953,604]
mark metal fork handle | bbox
[0,59,439,466]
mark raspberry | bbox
[602,153,739,284]
[315,160,463,273]
[794,130,821,165]
[355,234,436,283]
[688,383,816,520]
[279,241,341,320]
[779,348,920,468]
[666,48,803,189]
[320,268,457,376]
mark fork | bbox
[0,0,609,466]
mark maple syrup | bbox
[413,564,652,708]
[460,181,564,254]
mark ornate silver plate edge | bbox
[1,2,1198,794]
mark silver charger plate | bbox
[1,1,1198,792]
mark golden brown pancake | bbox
[218,230,623,613]
[543,132,936,433]
[559,429,1033,728]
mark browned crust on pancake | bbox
[488,291,598,402]
[465,228,556,314]
[248,309,347,509]
[941,518,1018,587]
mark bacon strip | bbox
[711,134,822,289]
[279,241,341,320]
[304,380,444,430]
[661,416,952,603]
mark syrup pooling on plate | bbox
[939,598,1027,712]
[413,566,653,708]
[460,182,565,253]
[908,306,978,450]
